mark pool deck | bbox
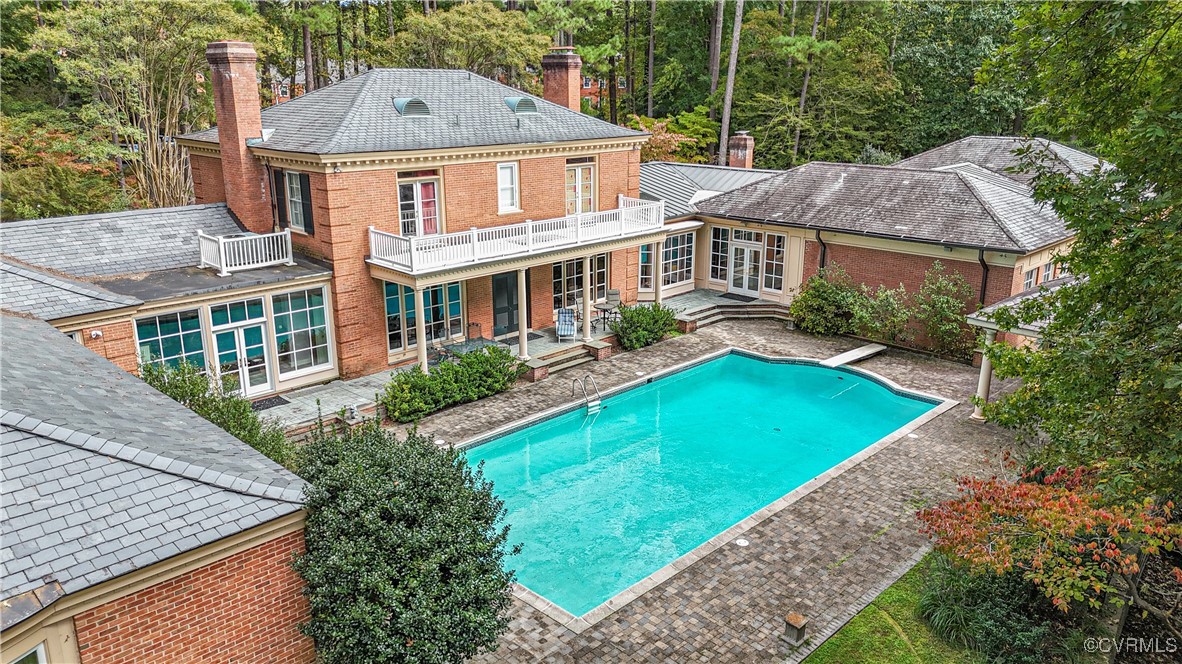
[400,319,1023,662]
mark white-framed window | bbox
[565,158,595,215]
[280,83,290,98]
[11,643,46,664]
[662,232,695,286]
[764,233,787,291]
[209,298,266,327]
[553,254,607,310]
[285,171,308,232]
[709,227,730,281]
[1023,268,1037,290]
[1043,262,1054,283]
[497,162,519,212]
[639,244,654,291]
[135,309,205,369]
[582,75,592,89]
[732,229,762,243]
[617,76,627,88]
[1056,261,1070,277]
[272,288,331,375]
[397,174,441,236]
[384,282,463,351]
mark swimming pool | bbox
[465,351,942,619]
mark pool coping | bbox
[454,346,957,635]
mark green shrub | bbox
[788,264,866,335]
[914,261,976,359]
[140,360,296,468]
[852,284,914,344]
[609,302,678,351]
[918,555,1061,664]
[295,420,517,664]
[380,345,525,423]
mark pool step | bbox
[585,399,602,415]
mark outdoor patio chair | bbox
[574,296,597,332]
[596,289,622,325]
[556,307,577,342]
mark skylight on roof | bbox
[504,97,539,114]
[393,97,431,117]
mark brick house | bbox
[0,314,312,664]
[643,135,1099,321]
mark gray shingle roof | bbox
[0,315,304,627]
[695,161,1030,251]
[937,163,1068,251]
[893,136,1101,184]
[179,69,644,155]
[0,261,141,321]
[0,203,242,278]
[968,275,1078,336]
[639,162,782,218]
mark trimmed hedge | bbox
[609,303,678,351]
[380,345,525,423]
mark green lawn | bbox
[803,556,980,664]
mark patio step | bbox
[676,301,793,329]
[539,344,596,374]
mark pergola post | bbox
[516,267,530,361]
[414,285,429,374]
[581,254,593,342]
[653,239,665,305]
[970,328,997,421]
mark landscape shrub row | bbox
[380,345,525,423]
[609,302,679,351]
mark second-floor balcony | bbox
[368,197,666,275]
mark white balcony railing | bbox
[198,229,296,276]
[368,196,665,275]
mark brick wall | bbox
[73,530,313,664]
[80,320,139,374]
[190,154,226,205]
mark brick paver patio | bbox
[405,320,1022,663]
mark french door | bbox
[729,244,762,298]
[215,323,272,397]
[398,180,440,236]
[565,165,594,215]
[492,271,531,337]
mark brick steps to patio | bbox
[676,301,793,331]
[539,344,597,374]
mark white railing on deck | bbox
[368,196,665,274]
[198,229,296,276]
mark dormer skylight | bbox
[504,97,539,114]
[392,97,431,117]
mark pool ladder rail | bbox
[572,374,603,415]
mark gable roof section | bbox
[0,314,305,628]
[893,136,1100,184]
[179,69,644,155]
[936,163,1068,252]
[0,261,142,321]
[0,204,242,278]
[695,161,1027,251]
[639,161,782,219]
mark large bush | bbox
[787,264,864,335]
[914,261,976,359]
[295,421,517,664]
[381,345,524,423]
[852,284,914,344]
[609,302,678,351]
[140,360,295,468]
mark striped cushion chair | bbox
[556,307,577,342]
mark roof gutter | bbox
[815,229,828,269]
[977,248,989,307]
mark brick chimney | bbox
[728,131,755,169]
[206,41,272,233]
[541,46,582,112]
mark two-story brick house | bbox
[176,42,681,380]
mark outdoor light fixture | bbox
[89,330,103,339]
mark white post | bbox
[582,254,594,342]
[575,214,583,242]
[414,286,429,374]
[526,221,533,251]
[216,235,229,277]
[971,329,997,421]
[654,238,665,305]
[470,227,479,262]
[516,268,530,361]
[284,229,296,265]
[408,236,418,273]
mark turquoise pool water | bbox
[466,353,937,616]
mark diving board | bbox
[820,343,888,368]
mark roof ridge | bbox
[471,70,648,137]
[0,260,141,306]
[952,172,1024,251]
[0,202,229,229]
[934,162,1032,195]
[0,409,304,504]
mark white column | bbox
[414,285,429,374]
[582,255,593,342]
[516,268,530,361]
[653,239,665,305]
[970,329,997,421]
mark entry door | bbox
[729,244,762,297]
[492,271,530,337]
[215,323,272,397]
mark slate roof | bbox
[893,136,1101,185]
[0,314,305,628]
[693,161,1068,253]
[967,275,1078,337]
[179,69,644,155]
[0,261,142,321]
[639,162,782,219]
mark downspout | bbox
[815,229,828,269]
[977,249,989,306]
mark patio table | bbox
[442,337,508,356]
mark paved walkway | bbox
[398,319,1021,662]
